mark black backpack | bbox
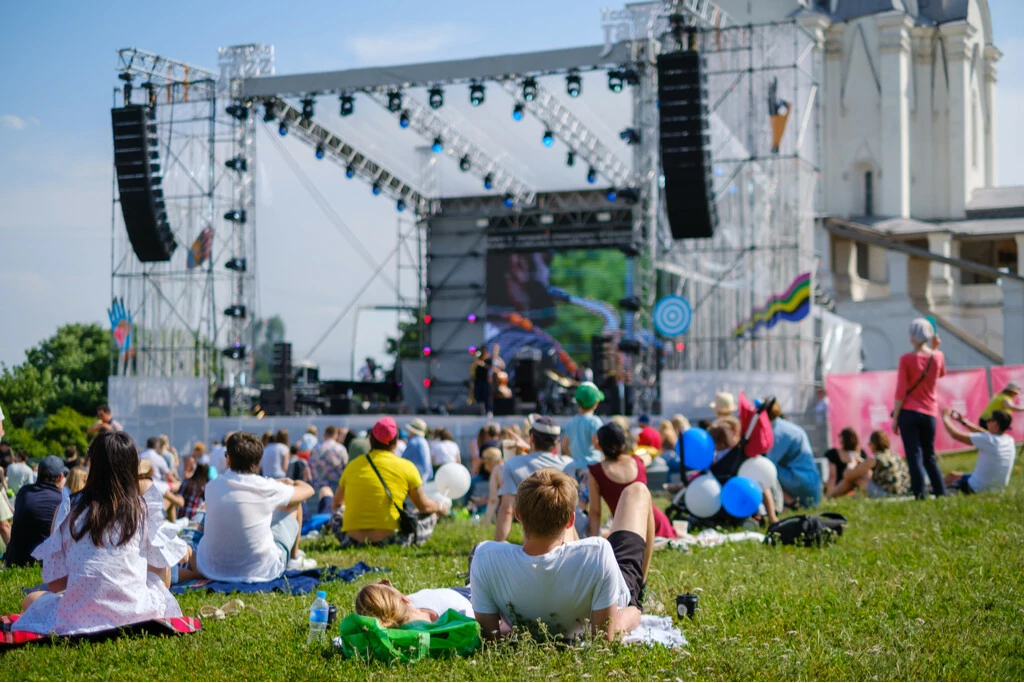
[764,512,847,547]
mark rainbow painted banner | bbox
[732,272,811,338]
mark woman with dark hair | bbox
[179,464,210,520]
[13,432,188,635]
[824,428,875,499]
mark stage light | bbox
[608,70,623,93]
[278,121,288,136]
[512,103,525,121]
[618,188,640,203]
[396,199,406,212]
[522,77,538,102]
[675,342,686,352]
[222,344,247,360]
[223,305,247,318]
[225,157,248,172]
[223,209,247,223]
[423,346,432,356]
[587,167,598,184]
[226,103,248,120]
[263,100,277,122]
[339,92,354,117]
[315,143,325,160]
[566,151,575,167]
[467,313,477,323]
[423,378,432,388]
[399,111,410,128]
[566,72,582,98]
[469,83,485,106]
[483,173,494,190]
[372,183,382,196]
[345,164,356,178]
[459,156,471,172]
[423,314,432,324]
[468,346,477,354]
[387,90,403,113]
[301,97,314,121]
[225,258,247,272]
[431,136,444,153]
[620,67,641,85]
[428,86,444,109]
[620,128,641,145]
[503,193,515,208]
[606,188,618,202]
[542,130,555,147]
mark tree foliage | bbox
[252,315,287,385]
[386,309,426,361]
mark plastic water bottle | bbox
[307,590,329,644]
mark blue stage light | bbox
[542,130,554,147]
[512,104,524,121]
[431,136,443,153]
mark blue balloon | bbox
[721,476,762,518]
[682,428,714,470]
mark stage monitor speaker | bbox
[514,358,543,404]
[493,397,518,416]
[111,105,177,261]
[260,388,295,416]
[328,397,355,415]
[657,50,718,240]
[451,403,487,416]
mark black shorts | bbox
[608,530,646,610]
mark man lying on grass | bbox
[470,468,654,642]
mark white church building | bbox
[718,0,1023,370]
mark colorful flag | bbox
[187,226,213,269]
[733,272,811,338]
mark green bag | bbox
[338,609,482,663]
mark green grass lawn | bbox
[2,451,1023,681]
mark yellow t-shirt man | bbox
[339,449,422,532]
[980,393,1015,421]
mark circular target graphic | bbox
[653,295,692,338]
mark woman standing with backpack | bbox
[891,318,946,499]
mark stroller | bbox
[665,394,776,530]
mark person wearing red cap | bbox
[333,417,449,548]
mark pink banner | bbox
[990,365,1024,442]
[825,368,991,455]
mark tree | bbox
[386,309,426,361]
[35,407,94,457]
[252,315,287,385]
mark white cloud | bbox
[0,114,39,131]
[347,22,464,65]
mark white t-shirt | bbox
[968,432,1016,492]
[408,588,474,619]
[470,538,630,640]
[431,440,461,467]
[209,445,228,475]
[498,452,576,497]
[260,443,288,479]
[140,448,171,479]
[196,470,294,582]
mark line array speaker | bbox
[658,50,718,239]
[111,105,177,261]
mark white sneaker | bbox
[287,550,318,571]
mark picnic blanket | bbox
[622,615,689,647]
[1,613,201,650]
[170,562,385,596]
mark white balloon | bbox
[433,463,472,499]
[684,474,722,518]
[737,456,778,490]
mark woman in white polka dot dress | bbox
[14,433,188,635]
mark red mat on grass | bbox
[0,613,202,649]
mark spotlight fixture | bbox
[469,83,485,106]
[263,100,277,122]
[423,314,433,324]
[512,103,525,121]
[428,86,444,109]
[278,121,288,136]
[566,151,576,167]
[223,305,247,318]
[399,111,410,128]
[396,199,406,212]
[606,188,618,202]
[372,183,382,196]
[339,92,354,117]
[459,155,471,172]
[521,77,538,102]
[566,72,582,98]
[468,346,477,355]
[586,167,598,184]
[607,70,624,93]
[422,378,432,388]
[542,130,555,147]
[225,157,247,172]
[345,164,356,178]
[618,188,640,203]
[483,173,494,190]
[620,67,641,85]
[300,97,314,121]
[618,296,642,311]
[387,90,403,113]
[225,258,247,272]
[226,103,249,120]
[222,344,247,360]
[431,136,444,153]
[467,313,477,323]
[315,143,325,160]
[503,193,515,208]
[423,346,432,357]
[223,209,247,223]
[619,128,641,145]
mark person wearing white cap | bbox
[891,318,946,499]
[710,392,737,419]
[980,382,1024,423]
[494,415,576,543]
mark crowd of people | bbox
[0,316,1017,643]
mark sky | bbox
[1,0,1023,381]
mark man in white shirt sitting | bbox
[139,436,176,483]
[196,431,316,582]
[940,409,1017,494]
[471,468,654,642]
